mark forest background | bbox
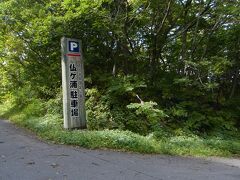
[0,0,239,156]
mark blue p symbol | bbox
[69,41,79,52]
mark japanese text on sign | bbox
[69,63,79,117]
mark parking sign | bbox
[61,37,86,129]
[68,41,80,53]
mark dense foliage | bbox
[0,0,239,135]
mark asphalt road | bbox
[0,120,240,180]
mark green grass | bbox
[0,100,239,157]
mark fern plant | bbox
[127,101,168,127]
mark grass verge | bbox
[0,99,239,157]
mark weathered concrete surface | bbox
[0,120,239,180]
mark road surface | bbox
[0,120,239,180]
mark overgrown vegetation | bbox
[0,92,240,157]
[0,0,239,156]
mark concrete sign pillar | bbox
[61,37,86,129]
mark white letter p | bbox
[70,42,78,51]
